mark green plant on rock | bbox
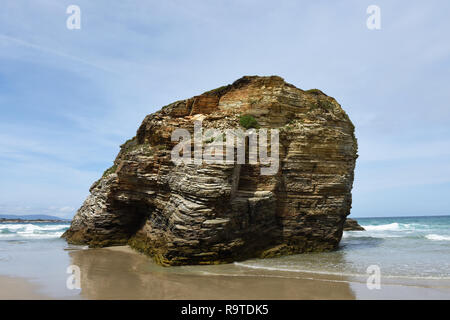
[306,88,324,95]
[102,164,117,177]
[204,133,225,144]
[239,114,260,129]
[318,99,334,110]
[202,85,231,97]
[204,137,215,144]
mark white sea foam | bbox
[234,262,363,277]
[0,232,65,239]
[0,224,67,231]
[20,231,65,238]
[425,234,450,241]
[342,231,401,239]
[362,222,401,231]
[234,262,450,280]
[197,270,351,284]
[0,223,69,239]
[0,224,30,230]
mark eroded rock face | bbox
[344,218,365,231]
[63,76,358,266]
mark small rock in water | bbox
[343,218,365,231]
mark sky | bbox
[0,0,449,218]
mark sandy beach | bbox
[68,246,356,300]
[0,276,50,299]
[1,245,449,300]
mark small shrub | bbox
[306,89,324,95]
[318,99,334,110]
[204,137,215,144]
[239,114,260,129]
[102,164,117,177]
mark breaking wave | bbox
[425,234,450,241]
[0,223,69,240]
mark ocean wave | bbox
[0,224,68,231]
[0,223,68,229]
[234,262,365,278]
[0,229,14,234]
[0,223,69,239]
[362,222,403,231]
[234,262,450,280]
[196,270,351,284]
[342,231,401,239]
[361,222,433,232]
[0,232,65,239]
[425,234,450,241]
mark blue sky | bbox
[0,0,449,218]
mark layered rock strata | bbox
[63,76,358,266]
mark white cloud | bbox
[0,34,113,73]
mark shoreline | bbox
[67,246,358,300]
[1,245,450,299]
[68,246,450,299]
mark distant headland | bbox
[0,214,70,223]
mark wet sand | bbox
[69,246,450,300]
[69,246,356,300]
[1,245,450,299]
[0,276,50,299]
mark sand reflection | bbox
[69,246,356,299]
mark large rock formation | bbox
[63,76,358,266]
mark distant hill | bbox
[0,214,70,221]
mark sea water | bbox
[0,222,76,298]
[0,216,449,297]
[233,216,450,280]
[0,223,69,240]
